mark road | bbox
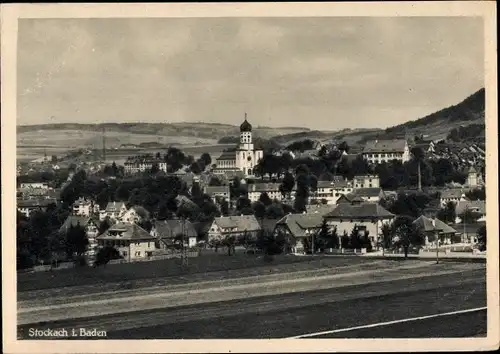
[18,263,486,339]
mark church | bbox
[214,114,264,177]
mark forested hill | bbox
[385,88,485,135]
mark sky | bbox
[17,17,484,130]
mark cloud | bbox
[17,17,484,129]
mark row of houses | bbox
[202,175,382,206]
[53,193,486,265]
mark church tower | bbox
[467,166,478,187]
[235,113,263,177]
[239,113,254,151]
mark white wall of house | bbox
[326,218,393,246]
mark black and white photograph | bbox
[1,2,498,353]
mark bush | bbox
[94,246,122,267]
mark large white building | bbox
[362,139,410,164]
[214,114,264,178]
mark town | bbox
[12,13,492,343]
[16,112,487,270]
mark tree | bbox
[98,218,111,234]
[477,225,486,251]
[65,223,89,263]
[256,230,284,255]
[190,161,203,175]
[94,246,122,267]
[252,201,267,219]
[266,202,285,219]
[151,163,160,174]
[338,141,350,153]
[314,219,331,252]
[341,230,349,249]
[295,163,310,176]
[437,201,456,224]
[200,153,212,167]
[349,226,362,249]
[208,176,222,186]
[191,182,203,200]
[308,174,318,194]
[165,147,187,173]
[380,223,393,250]
[392,215,417,258]
[410,147,425,191]
[236,196,252,211]
[258,192,272,206]
[280,172,295,199]
[294,173,309,213]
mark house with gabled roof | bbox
[324,200,395,247]
[439,188,469,206]
[247,183,291,203]
[208,215,261,244]
[310,179,354,205]
[96,222,156,262]
[204,185,231,203]
[17,198,57,217]
[362,139,410,164]
[455,200,486,223]
[413,215,458,246]
[151,219,198,249]
[103,201,127,221]
[345,188,385,203]
[273,212,324,254]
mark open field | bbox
[17,254,381,292]
[18,261,485,339]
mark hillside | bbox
[17,122,309,141]
[385,88,485,140]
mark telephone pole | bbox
[180,217,188,268]
[102,126,106,162]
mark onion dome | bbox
[240,115,252,132]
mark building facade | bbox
[362,139,410,164]
[96,223,156,262]
[214,114,264,178]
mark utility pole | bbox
[180,217,188,268]
[102,126,106,163]
[463,205,467,243]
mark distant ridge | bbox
[385,88,485,134]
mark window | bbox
[135,251,141,257]
[123,251,128,256]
